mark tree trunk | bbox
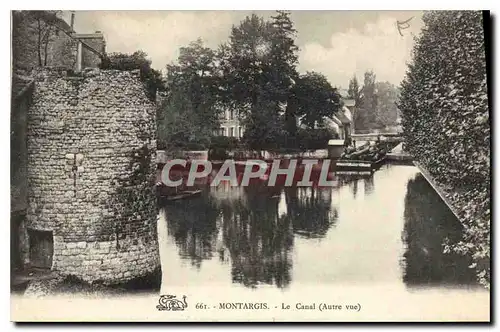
[43,26,52,66]
[37,18,42,66]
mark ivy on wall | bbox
[399,11,490,288]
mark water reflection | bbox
[218,185,293,288]
[283,187,338,239]
[402,173,477,287]
[337,174,369,199]
[162,182,339,289]
[364,176,375,196]
[164,194,219,268]
[160,165,478,290]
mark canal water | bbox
[157,164,481,292]
[11,163,488,321]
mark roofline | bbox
[72,33,105,39]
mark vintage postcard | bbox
[10,9,491,322]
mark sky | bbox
[62,10,424,89]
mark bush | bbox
[207,136,241,160]
[99,51,164,102]
[296,128,334,150]
[209,136,239,150]
[208,148,229,161]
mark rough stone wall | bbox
[25,67,159,284]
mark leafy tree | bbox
[100,50,164,101]
[269,10,299,103]
[293,71,342,129]
[221,14,282,150]
[348,74,361,134]
[220,11,302,150]
[221,14,273,112]
[157,91,206,152]
[269,11,300,136]
[374,81,400,128]
[158,39,221,150]
[355,70,378,131]
[166,39,221,127]
[347,75,361,103]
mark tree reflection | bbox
[217,184,338,288]
[402,174,477,286]
[363,176,374,196]
[163,181,338,289]
[284,187,338,239]
[219,185,294,289]
[163,193,219,269]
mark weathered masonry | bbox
[20,68,159,284]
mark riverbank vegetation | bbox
[399,11,490,287]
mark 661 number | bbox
[195,303,209,310]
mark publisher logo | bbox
[157,295,188,311]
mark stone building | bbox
[12,11,106,73]
[11,12,160,285]
[16,68,160,284]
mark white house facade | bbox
[216,109,245,138]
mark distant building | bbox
[323,91,356,141]
[215,108,245,139]
[73,31,106,71]
[12,11,106,73]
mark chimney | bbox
[70,11,75,31]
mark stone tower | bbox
[22,67,159,284]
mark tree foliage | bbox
[270,11,300,137]
[375,81,400,128]
[100,50,164,101]
[349,73,401,132]
[347,75,361,103]
[158,39,221,151]
[220,14,272,111]
[219,11,302,150]
[159,11,337,152]
[354,70,378,132]
[399,11,490,287]
[294,71,342,129]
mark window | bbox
[229,127,234,137]
[238,127,243,138]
